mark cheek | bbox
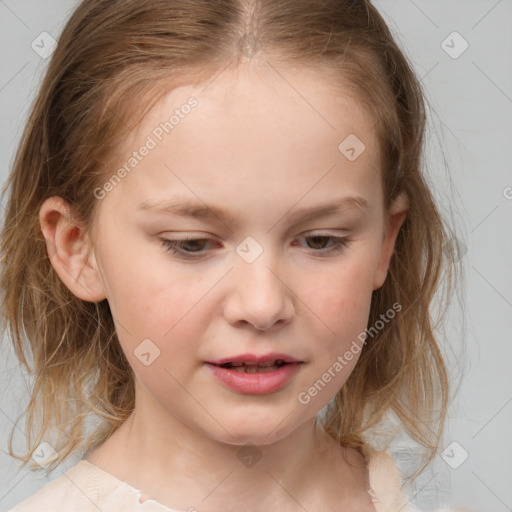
[100,234,204,323]
[301,258,375,338]
[102,258,209,369]
[111,280,207,389]
[296,266,373,406]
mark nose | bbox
[223,251,295,332]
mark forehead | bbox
[104,62,381,217]
[136,62,373,134]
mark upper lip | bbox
[207,352,303,366]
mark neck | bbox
[85,390,368,511]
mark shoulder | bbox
[7,461,101,511]
[7,460,180,512]
[7,460,139,512]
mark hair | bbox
[0,0,463,482]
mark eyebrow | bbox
[137,196,368,226]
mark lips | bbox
[205,352,304,393]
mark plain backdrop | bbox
[0,1,511,511]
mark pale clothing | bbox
[9,444,443,512]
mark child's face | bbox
[85,63,406,445]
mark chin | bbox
[204,413,303,447]
[219,431,288,448]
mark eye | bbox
[160,232,351,259]
[296,233,351,254]
[161,236,216,258]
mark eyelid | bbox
[160,230,352,259]
[159,229,349,244]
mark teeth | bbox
[258,360,277,367]
[219,359,289,372]
[225,359,289,373]
[232,365,275,373]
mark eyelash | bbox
[160,233,351,259]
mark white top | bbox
[8,444,441,512]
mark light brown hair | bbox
[0,0,462,480]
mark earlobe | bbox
[372,193,409,291]
[39,196,106,302]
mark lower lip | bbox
[204,362,302,395]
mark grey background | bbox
[0,1,511,511]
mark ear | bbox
[372,192,409,291]
[39,196,106,302]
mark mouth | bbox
[204,356,303,395]
[206,352,303,372]
[216,359,291,373]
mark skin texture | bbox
[39,60,408,511]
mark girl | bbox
[1,1,465,511]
